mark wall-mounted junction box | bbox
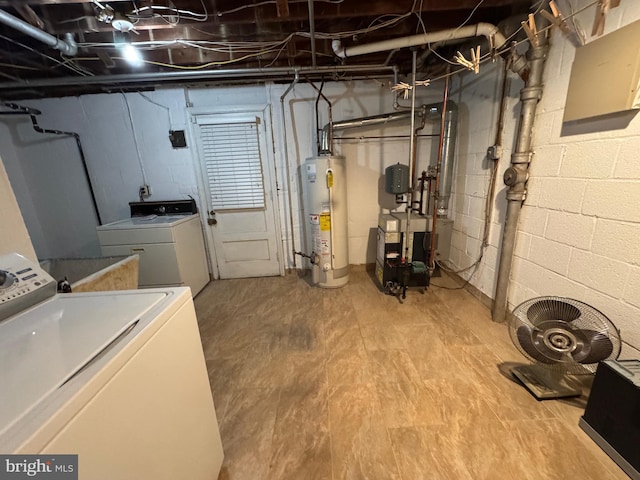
[564,20,640,122]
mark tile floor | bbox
[194,268,628,480]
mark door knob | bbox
[208,218,218,225]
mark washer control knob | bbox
[0,270,16,290]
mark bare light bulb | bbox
[123,44,143,66]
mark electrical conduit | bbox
[0,9,77,56]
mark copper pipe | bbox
[429,67,451,269]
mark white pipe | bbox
[280,71,300,267]
[333,23,507,59]
[0,9,77,56]
[406,50,417,263]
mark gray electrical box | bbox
[385,163,410,194]
[564,20,640,122]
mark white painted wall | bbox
[448,0,640,355]
[0,155,37,262]
[0,112,101,259]
[0,81,442,268]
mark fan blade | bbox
[516,326,558,364]
[572,329,614,364]
[526,299,581,325]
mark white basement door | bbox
[194,110,281,279]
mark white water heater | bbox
[303,155,349,288]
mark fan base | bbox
[512,365,582,400]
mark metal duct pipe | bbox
[430,68,451,269]
[0,9,77,56]
[437,102,458,216]
[320,102,457,216]
[332,23,528,78]
[319,110,413,154]
[492,36,549,323]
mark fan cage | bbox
[508,296,621,375]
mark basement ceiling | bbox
[0,0,532,98]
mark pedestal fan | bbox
[508,296,621,399]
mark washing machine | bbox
[0,253,223,479]
[96,200,209,296]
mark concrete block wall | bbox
[447,62,522,298]
[447,0,640,355]
[508,0,640,356]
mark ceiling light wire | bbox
[121,92,148,186]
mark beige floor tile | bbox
[193,273,628,480]
[326,327,372,385]
[218,387,280,480]
[367,349,422,386]
[328,383,401,480]
[508,419,630,480]
[359,324,407,351]
[268,383,332,480]
[389,426,474,480]
[442,420,534,480]
[375,380,444,427]
[394,324,467,381]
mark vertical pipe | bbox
[314,81,323,155]
[23,113,102,226]
[483,62,511,250]
[309,80,333,155]
[435,103,457,216]
[280,72,300,267]
[405,49,418,262]
[411,106,427,192]
[307,0,317,68]
[492,36,549,322]
[429,68,450,269]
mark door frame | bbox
[188,103,285,280]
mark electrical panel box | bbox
[564,20,640,122]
